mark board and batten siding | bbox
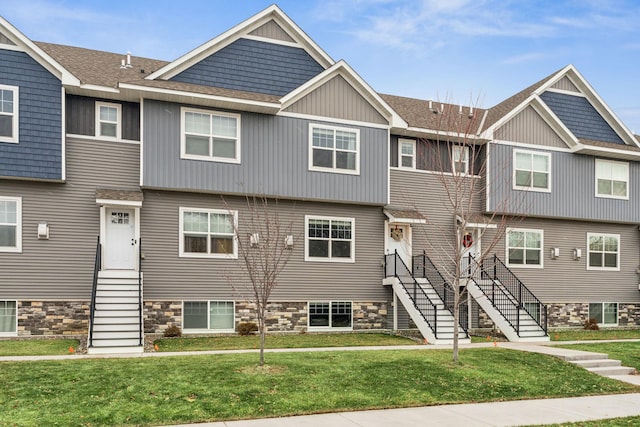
[0,137,140,299]
[488,143,640,223]
[66,95,140,141]
[143,100,388,205]
[140,191,388,301]
[494,106,569,149]
[0,48,62,180]
[248,20,295,43]
[491,217,640,304]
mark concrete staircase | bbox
[88,270,144,354]
[565,353,636,377]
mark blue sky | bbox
[3,0,640,132]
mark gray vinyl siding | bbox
[488,143,640,223]
[140,191,387,301]
[491,217,640,304]
[0,49,62,180]
[284,75,387,125]
[143,100,388,205]
[551,76,579,92]
[540,91,623,144]
[494,106,569,149]
[0,137,140,299]
[248,20,295,43]
[171,38,324,96]
[66,95,140,141]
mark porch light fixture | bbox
[37,222,49,240]
[573,248,582,260]
[284,235,294,249]
[250,233,259,247]
[550,247,559,259]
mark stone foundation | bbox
[144,301,182,334]
[18,301,89,336]
[548,303,640,328]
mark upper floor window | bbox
[96,102,121,139]
[587,233,619,271]
[179,207,237,258]
[305,215,355,262]
[506,228,543,268]
[0,85,18,143]
[452,145,469,175]
[0,196,21,253]
[309,124,359,174]
[398,138,416,169]
[595,159,628,199]
[513,150,550,192]
[181,107,241,163]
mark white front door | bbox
[104,208,136,270]
[387,223,412,270]
[461,230,479,277]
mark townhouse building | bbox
[1,5,638,352]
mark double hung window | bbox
[309,124,359,174]
[0,196,21,253]
[514,150,550,191]
[0,85,18,143]
[595,159,628,199]
[96,102,121,139]
[305,216,354,262]
[179,208,237,258]
[182,108,240,163]
[506,228,543,267]
[587,233,619,270]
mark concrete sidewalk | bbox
[169,393,640,427]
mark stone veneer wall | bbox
[18,301,89,336]
[548,303,640,328]
[144,300,388,333]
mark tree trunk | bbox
[452,284,460,362]
[259,313,266,366]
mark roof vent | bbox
[120,52,133,69]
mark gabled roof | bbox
[146,5,334,81]
[0,16,80,85]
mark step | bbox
[90,338,142,348]
[561,352,610,362]
[87,345,144,355]
[98,270,140,279]
[92,330,140,340]
[95,303,139,311]
[571,359,621,369]
[92,323,140,332]
[588,366,636,376]
[93,316,140,324]
[96,283,140,291]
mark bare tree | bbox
[224,196,296,366]
[413,98,522,362]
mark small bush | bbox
[237,322,258,336]
[163,325,182,337]
[584,318,600,330]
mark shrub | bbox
[584,318,600,330]
[237,322,258,336]
[163,325,182,337]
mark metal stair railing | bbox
[412,251,469,335]
[88,236,101,348]
[384,251,438,338]
[479,254,548,336]
[137,237,143,346]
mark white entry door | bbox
[387,224,412,270]
[460,230,479,277]
[104,208,136,270]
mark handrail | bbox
[478,254,548,335]
[137,237,143,346]
[412,252,469,334]
[88,236,101,348]
[385,251,438,337]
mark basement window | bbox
[183,301,235,332]
[0,301,17,335]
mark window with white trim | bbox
[309,124,359,174]
[0,301,17,335]
[179,208,237,258]
[514,150,550,191]
[506,228,543,267]
[0,85,18,143]
[452,145,469,175]
[181,107,240,163]
[398,138,416,169]
[308,301,352,329]
[96,102,121,139]
[0,196,21,253]
[589,302,618,326]
[183,301,235,331]
[305,216,354,262]
[587,233,619,270]
[595,159,628,199]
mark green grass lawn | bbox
[0,348,637,426]
[538,416,640,426]
[0,339,80,356]
[556,341,640,371]
[154,332,418,351]
[550,329,640,341]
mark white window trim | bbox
[398,138,416,170]
[180,106,241,164]
[182,300,236,333]
[589,302,619,327]
[178,207,238,259]
[587,232,620,271]
[307,301,353,331]
[452,145,470,175]
[0,300,17,337]
[0,196,21,253]
[305,215,355,263]
[0,85,19,144]
[595,158,629,200]
[505,227,544,269]
[95,101,122,140]
[513,149,551,193]
[308,123,360,175]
